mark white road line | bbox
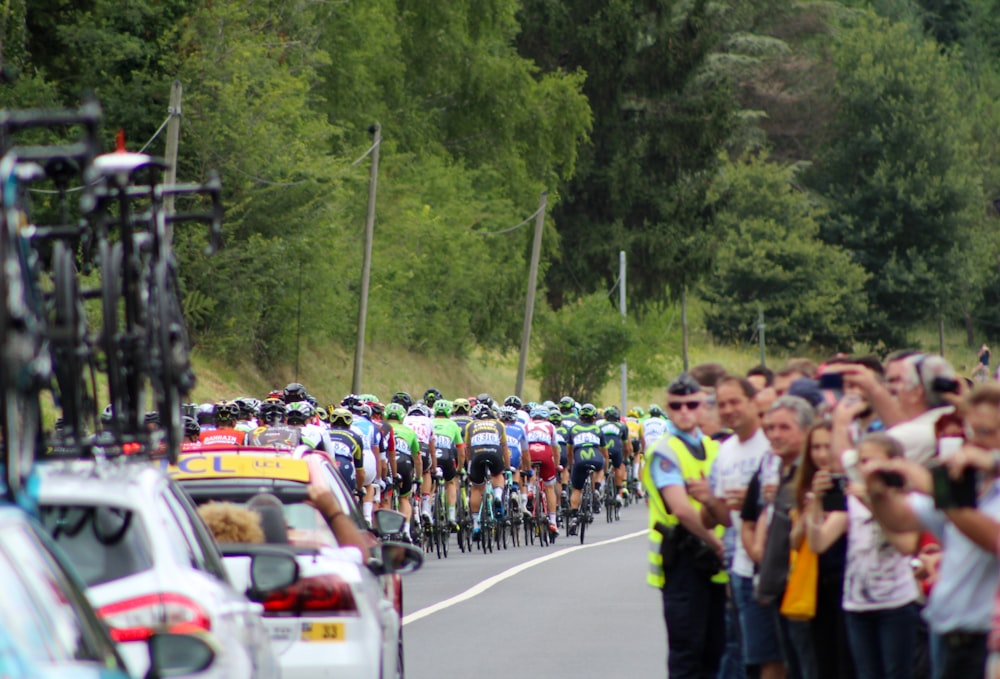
[402,528,649,625]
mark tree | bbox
[701,154,869,351]
[532,293,633,402]
[810,11,985,346]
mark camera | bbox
[932,376,960,394]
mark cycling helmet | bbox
[558,396,575,413]
[306,395,319,410]
[260,398,286,425]
[524,401,537,412]
[359,393,379,404]
[369,401,385,417]
[385,403,406,421]
[471,403,493,420]
[531,405,549,420]
[315,407,329,423]
[423,388,442,406]
[499,406,517,423]
[341,393,362,408]
[144,411,160,426]
[329,407,353,428]
[268,389,284,401]
[234,397,259,419]
[476,393,494,408]
[452,398,471,415]
[183,416,201,437]
[548,408,563,425]
[626,408,639,418]
[407,403,429,418]
[216,400,239,424]
[542,400,556,410]
[603,405,621,421]
[286,401,315,425]
[433,400,452,417]
[392,391,414,410]
[579,403,598,421]
[282,382,308,404]
[648,404,665,418]
[355,403,372,419]
[197,403,216,425]
[503,395,522,410]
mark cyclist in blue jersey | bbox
[559,396,580,432]
[325,408,365,494]
[500,405,529,509]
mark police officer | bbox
[643,373,730,678]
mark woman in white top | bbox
[806,433,920,679]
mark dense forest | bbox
[5,0,1000,396]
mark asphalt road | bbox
[401,498,666,678]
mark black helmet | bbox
[471,403,493,420]
[476,393,494,408]
[392,391,414,410]
[283,382,308,404]
[215,400,240,424]
[603,405,620,421]
[183,416,201,437]
[259,398,286,425]
[423,388,442,406]
[503,395,522,409]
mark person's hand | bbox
[837,364,881,397]
[946,444,994,479]
[709,534,725,561]
[832,394,867,426]
[811,469,832,497]
[687,473,713,504]
[724,487,746,511]
[763,483,778,505]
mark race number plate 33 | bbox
[301,622,346,642]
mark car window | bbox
[39,504,154,587]
[160,486,212,572]
[154,494,201,568]
[281,502,338,548]
[168,482,229,582]
[320,464,367,527]
[0,537,62,662]
[0,524,109,662]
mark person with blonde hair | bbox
[198,502,265,544]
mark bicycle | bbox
[431,467,449,559]
[604,470,618,523]
[456,470,473,553]
[575,466,601,545]
[527,462,555,547]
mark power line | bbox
[477,204,544,236]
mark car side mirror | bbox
[248,551,299,599]
[145,632,217,679]
[370,540,424,576]
[372,508,406,538]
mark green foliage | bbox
[532,293,634,402]
[701,154,869,350]
[811,11,984,346]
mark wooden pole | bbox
[351,124,381,394]
[515,191,548,398]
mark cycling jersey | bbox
[505,421,527,469]
[568,422,607,490]
[198,427,246,446]
[525,419,558,482]
[351,417,378,485]
[235,419,257,433]
[403,413,435,468]
[432,416,464,481]
[599,418,629,468]
[561,415,580,433]
[626,417,643,450]
[555,424,570,467]
[326,427,364,490]
[465,419,507,484]
[389,421,421,496]
[298,424,329,451]
[375,419,395,458]
[642,416,669,454]
[247,424,301,448]
[451,414,473,438]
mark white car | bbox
[35,458,282,679]
[170,448,421,679]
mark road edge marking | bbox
[402,528,649,625]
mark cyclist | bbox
[392,391,415,412]
[423,388,442,407]
[282,382,309,404]
[404,402,437,532]
[504,395,530,428]
[385,403,421,541]
[325,407,365,496]
[526,405,560,536]
[233,397,259,433]
[626,407,645,498]
[368,400,397,508]
[500,405,528,509]
[181,416,202,451]
[465,402,509,539]
[558,396,580,431]
[343,395,378,526]
[432,400,466,529]
[451,398,474,439]
[642,404,670,459]
[600,405,632,503]
[285,401,328,451]
[247,398,302,448]
[196,402,217,431]
[566,403,609,536]
[198,401,247,446]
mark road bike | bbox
[456,470,473,553]
[431,467,449,559]
[604,468,618,523]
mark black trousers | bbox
[662,550,727,679]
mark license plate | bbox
[301,622,346,642]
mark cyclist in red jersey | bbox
[198,401,247,446]
[525,405,560,536]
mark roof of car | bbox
[166,452,311,483]
[34,459,170,504]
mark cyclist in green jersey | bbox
[432,400,466,528]
[385,403,422,540]
[566,403,609,535]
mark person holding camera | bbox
[863,383,1000,679]
[642,373,729,678]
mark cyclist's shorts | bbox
[395,454,414,496]
[527,445,557,483]
[363,449,377,486]
[421,451,431,473]
[559,447,568,469]
[333,455,357,490]
[609,448,623,469]
[571,455,605,491]
[509,448,522,470]
[468,450,504,485]
[438,455,458,482]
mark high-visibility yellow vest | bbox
[643,434,727,588]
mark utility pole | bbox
[619,250,627,415]
[515,191,548,398]
[352,124,381,394]
[163,80,182,236]
[938,317,945,357]
[681,286,689,372]
[758,308,766,367]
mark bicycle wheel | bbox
[50,240,87,444]
[579,477,590,545]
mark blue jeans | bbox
[845,603,917,679]
[717,589,745,679]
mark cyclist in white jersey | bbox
[642,404,670,458]
[404,403,438,530]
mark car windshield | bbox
[38,504,154,587]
